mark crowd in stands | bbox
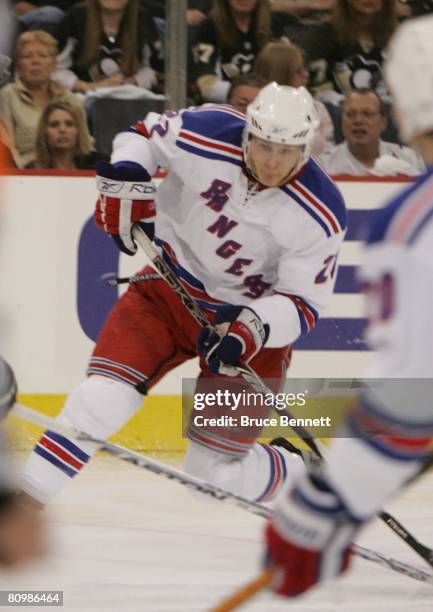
[0,0,430,174]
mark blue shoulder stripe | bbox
[281,159,346,237]
[180,107,245,149]
[368,168,433,246]
[298,158,347,230]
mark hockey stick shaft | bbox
[106,272,160,286]
[211,568,275,611]
[10,402,433,588]
[10,403,267,519]
[131,225,433,568]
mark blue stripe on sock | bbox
[34,445,78,478]
[44,431,90,463]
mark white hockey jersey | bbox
[359,165,433,421]
[111,105,347,347]
[325,167,433,518]
[361,169,433,378]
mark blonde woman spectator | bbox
[27,100,105,169]
[255,41,334,154]
[0,30,84,167]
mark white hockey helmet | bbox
[244,82,319,173]
[385,15,433,141]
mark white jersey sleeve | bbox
[111,110,184,175]
[252,217,345,347]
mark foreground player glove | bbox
[95,160,156,255]
[197,305,269,375]
[265,467,360,597]
[0,357,17,421]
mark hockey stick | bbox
[9,402,433,588]
[10,403,267,520]
[131,225,433,568]
[211,568,275,611]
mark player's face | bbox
[46,109,78,151]
[17,42,56,85]
[342,91,386,147]
[229,85,261,114]
[248,137,303,186]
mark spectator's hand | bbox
[186,9,206,25]
[124,76,138,86]
[103,73,126,88]
[75,73,128,94]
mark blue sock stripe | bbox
[256,444,277,502]
[44,431,90,464]
[34,445,78,478]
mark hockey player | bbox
[264,16,433,597]
[19,83,346,508]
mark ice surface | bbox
[2,455,432,611]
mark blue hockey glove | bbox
[197,305,269,375]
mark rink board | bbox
[1,172,409,450]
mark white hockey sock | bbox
[20,376,144,504]
[184,440,305,503]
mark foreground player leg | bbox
[20,376,144,505]
[185,435,305,503]
[19,278,197,506]
[185,347,307,503]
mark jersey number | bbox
[315,254,337,284]
[149,111,178,138]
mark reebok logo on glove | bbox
[97,179,124,194]
[129,183,156,195]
